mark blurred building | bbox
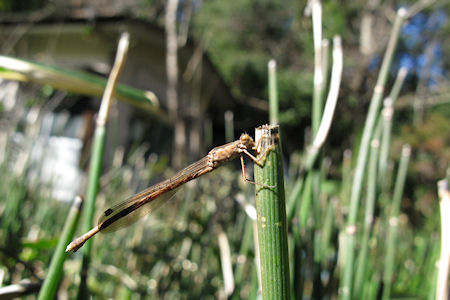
[0,1,257,201]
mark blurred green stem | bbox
[381,144,411,300]
[378,98,394,191]
[353,133,380,296]
[320,197,336,264]
[378,67,407,187]
[311,0,324,135]
[299,173,313,229]
[37,196,83,300]
[303,36,343,170]
[340,149,352,217]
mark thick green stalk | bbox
[268,59,279,125]
[340,9,407,300]
[381,144,411,300]
[37,196,83,300]
[254,125,290,299]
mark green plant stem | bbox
[311,0,324,135]
[312,167,322,239]
[353,135,380,296]
[321,39,330,91]
[381,144,411,300]
[299,173,313,229]
[389,67,408,102]
[303,36,343,170]
[286,176,304,223]
[77,126,107,298]
[233,215,253,286]
[340,9,407,300]
[37,196,83,300]
[364,273,381,300]
[340,149,352,218]
[378,67,407,186]
[254,124,290,299]
[77,32,130,299]
[268,59,279,125]
[81,127,106,252]
[378,98,394,191]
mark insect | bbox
[66,133,268,252]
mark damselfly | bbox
[66,133,266,252]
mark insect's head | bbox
[239,133,256,149]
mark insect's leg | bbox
[241,146,273,167]
[240,155,256,184]
[241,149,259,165]
[240,155,275,188]
[240,156,246,181]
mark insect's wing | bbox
[97,187,180,233]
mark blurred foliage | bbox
[193,0,313,121]
[0,0,46,12]
[191,0,352,125]
[400,108,450,166]
[0,94,71,289]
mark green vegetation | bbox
[0,1,448,299]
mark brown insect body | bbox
[66,134,258,253]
